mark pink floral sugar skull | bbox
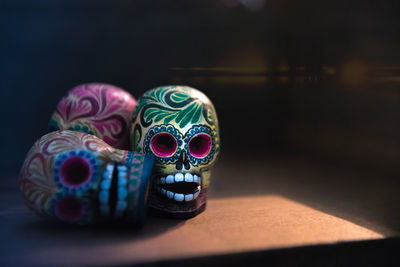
[131,85,220,218]
[19,130,153,225]
[49,83,136,150]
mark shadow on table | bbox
[19,214,185,244]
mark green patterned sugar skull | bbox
[131,85,220,218]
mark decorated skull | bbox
[131,85,220,218]
[48,83,137,150]
[19,130,153,225]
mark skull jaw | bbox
[147,187,208,219]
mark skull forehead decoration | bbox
[131,85,220,218]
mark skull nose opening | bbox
[151,133,177,157]
[176,151,190,170]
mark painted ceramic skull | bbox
[19,130,153,225]
[49,83,136,150]
[131,85,220,218]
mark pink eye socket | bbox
[61,157,90,186]
[188,134,212,158]
[151,133,177,157]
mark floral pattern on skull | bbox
[19,130,153,225]
[131,85,220,218]
[48,83,137,150]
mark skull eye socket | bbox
[188,134,212,158]
[151,133,177,157]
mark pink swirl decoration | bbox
[50,83,136,149]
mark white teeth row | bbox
[154,186,201,202]
[155,173,201,185]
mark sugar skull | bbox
[131,85,220,218]
[48,83,137,150]
[19,130,153,225]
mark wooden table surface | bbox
[1,156,399,266]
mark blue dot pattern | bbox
[144,124,183,164]
[184,125,216,166]
[53,150,100,194]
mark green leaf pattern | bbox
[136,86,209,129]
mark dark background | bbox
[1,0,399,178]
[1,0,400,265]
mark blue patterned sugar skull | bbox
[131,85,220,218]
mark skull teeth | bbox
[153,172,201,202]
[154,188,201,202]
[154,173,201,186]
